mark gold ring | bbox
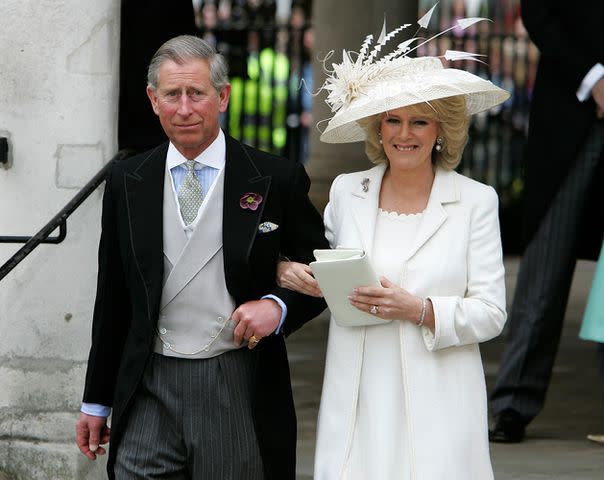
[249,335,259,344]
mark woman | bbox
[278,15,510,480]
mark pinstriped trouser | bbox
[490,121,604,422]
[114,349,264,480]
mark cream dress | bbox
[343,208,422,480]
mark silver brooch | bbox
[361,178,370,192]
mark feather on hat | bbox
[318,4,510,144]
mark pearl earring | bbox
[378,132,382,145]
[435,136,444,152]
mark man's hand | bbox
[76,412,110,460]
[231,299,282,349]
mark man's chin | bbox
[172,140,207,159]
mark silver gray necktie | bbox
[178,160,203,226]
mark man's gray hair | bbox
[147,35,229,91]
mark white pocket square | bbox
[258,221,279,233]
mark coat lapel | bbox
[123,143,167,318]
[405,168,459,261]
[222,136,271,301]
[348,166,458,261]
[350,164,387,256]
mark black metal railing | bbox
[0,150,132,282]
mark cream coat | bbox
[314,165,507,480]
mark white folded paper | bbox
[310,248,391,327]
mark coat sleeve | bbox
[273,162,329,335]
[422,186,507,351]
[82,164,131,406]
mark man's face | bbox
[147,58,231,159]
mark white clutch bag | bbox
[310,248,391,327]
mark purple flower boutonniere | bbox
[240,192,263,211]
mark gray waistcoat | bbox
[153,167,240,359]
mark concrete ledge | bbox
[0,440,106,480]
[0,412,79,443]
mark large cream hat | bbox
[318,7,510,144]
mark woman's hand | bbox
[276,260,323,297]
[349,276,434,331]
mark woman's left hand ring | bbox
[249,335,259,345]
[370,305,379,315]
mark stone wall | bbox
[0,1,120,478]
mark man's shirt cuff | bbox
[262,294,287,334]
[577,63,604,102]
[81,403,111,418]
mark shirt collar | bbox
[166,129,226,170]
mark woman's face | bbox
[379,106,439,173]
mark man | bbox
[75,35,328,479]
[489,0,604,443]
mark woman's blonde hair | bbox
[358,95,470,170]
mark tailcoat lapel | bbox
[222,136,271,302]
[123,143,167,323]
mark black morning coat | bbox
[83,135,329,479]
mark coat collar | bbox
[350,165,459,260]
[406,167,458,260]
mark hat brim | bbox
[319,68,510,144]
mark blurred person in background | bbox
[489,0,604,443]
